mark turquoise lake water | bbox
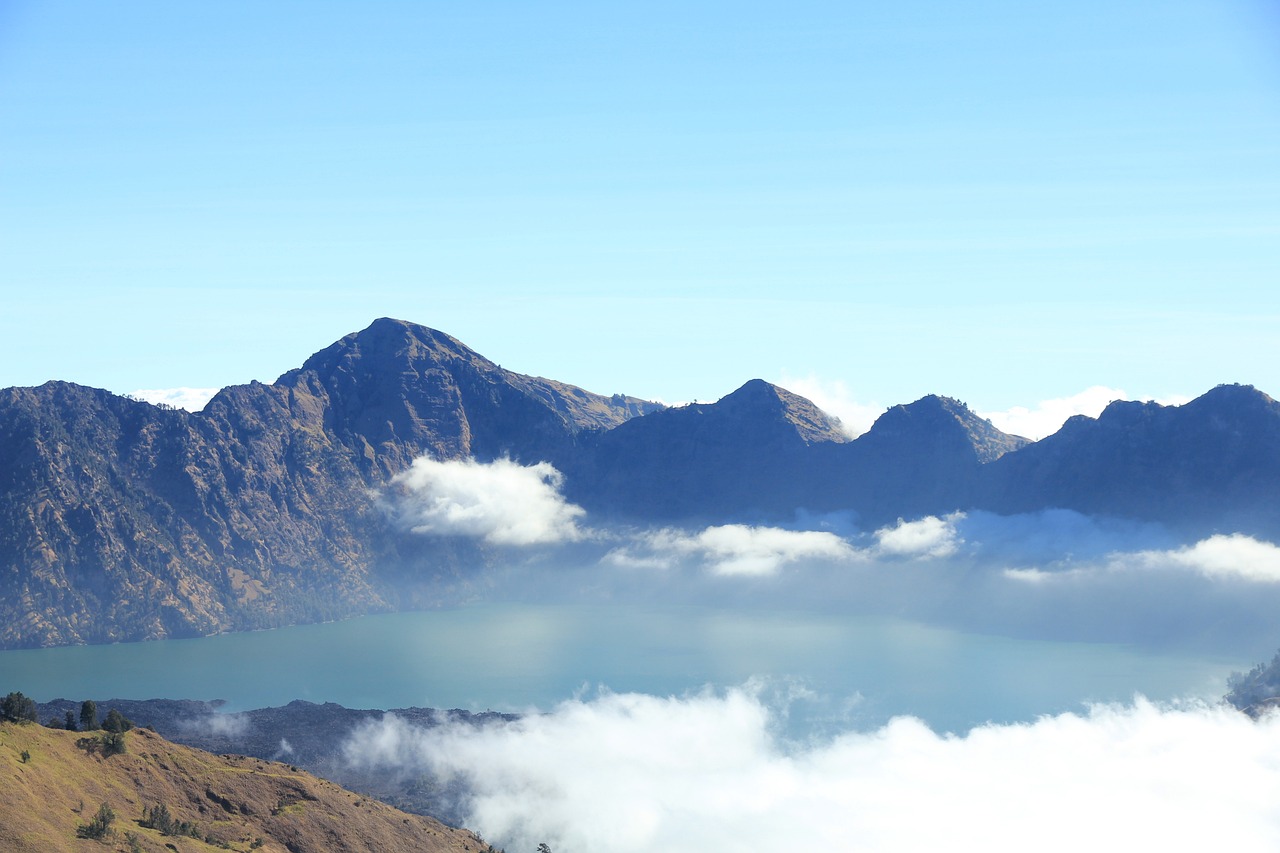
[0,602,1242,734]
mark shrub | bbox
[76,802,115,839]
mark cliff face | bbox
[0,721,483,853]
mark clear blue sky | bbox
[1,0,1277,416]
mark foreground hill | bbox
[0,720,486,853]
[1,317,1277,648]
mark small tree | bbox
[103,709,133,733]
[77,802,116,839]
[101,731,127,757]
[80,700,99,732]
[64,710,77,731]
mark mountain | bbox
[0,719,484,853]
[562,378,852,521]
[0,318,662,648]
[809,394,1029,525]
[978,384,1280,535]
[1,318,1276,650]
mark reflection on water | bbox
[0,602,1240,733]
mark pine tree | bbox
[80,699,98,732]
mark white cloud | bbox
[129,386,221,411]
[875,514,963,558]
[999,532,1280,586]
[387,456,586,546]
[1136,534,1280,583]
[980,387,1193,440]
[613,524,858,576]
[772,372,885,438]
[343,688,1280,853]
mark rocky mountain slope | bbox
[0,719,487,853]
[0,318,661,648]
[977,383,1280,536]
[1,317,1276,649]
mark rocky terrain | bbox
[0,718,489,853]
[2,316,1278,649]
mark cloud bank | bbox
[387,457,586,546]
[344,688,1280,853]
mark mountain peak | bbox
[865,394,1027,463]
[715,379,850,444]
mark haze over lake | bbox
[0,600,1239,735]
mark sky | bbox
[2,1,1278,431]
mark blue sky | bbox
[1,1,1277,430]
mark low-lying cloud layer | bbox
[344,688,1280,853]
[382,457,1280,652]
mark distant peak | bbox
[716,379,850,444]
[866,394,1026,462]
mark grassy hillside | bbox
[0,721,492,853]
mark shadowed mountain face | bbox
[978,383,1280,535]
[561,378,853,521]
[0,318,1276,649]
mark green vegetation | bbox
[80,699,98,732]
[76,802,115,839]
[103,708,133,733]
[1,691,38,723]
[140,801,200,838]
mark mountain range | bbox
[2,317,1277,649]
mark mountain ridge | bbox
[0,318,1276,649]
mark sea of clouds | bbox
[343,687,1280,853]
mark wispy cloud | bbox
[343,688,1280,853]
[386,457,586,546]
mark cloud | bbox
[997,533,1280,586]
[386,456,586,546]
[874,514,963,558]
[178,712,250,738]
[129,387,221,412]
[980,387,1192,440]
[1134,534,1280,583]
[609,524,859,576]
[772,372,885,438]
[343,687,1280,853]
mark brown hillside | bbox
[0,722,490,853]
